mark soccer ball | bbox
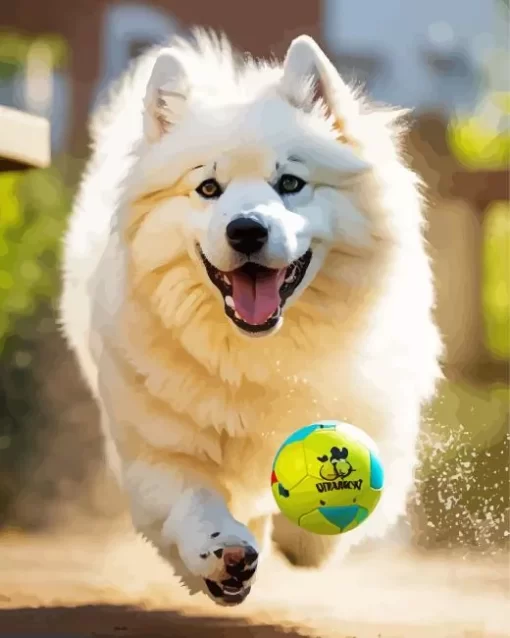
[271,420,384,535]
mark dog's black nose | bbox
[226,215,268,255]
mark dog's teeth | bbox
[225,296,235,309]
[285,267,297,283]
[234,311,241,319]
[222,275,230,285]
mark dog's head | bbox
[124,31,417,354]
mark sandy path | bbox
[0,527,508,638]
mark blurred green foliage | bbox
[0,31,69,80]
[0,29,74,522]
[0,165,71,521]
[446,2,509,359]
[448,1,509,170]
[483,202,510,359]
[0,168,70,352]
[448,94,510,171]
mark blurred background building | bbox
[0,1,508,549]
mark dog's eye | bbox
[276,174,306,195]
[196,179,223,199]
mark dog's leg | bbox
[123,459,259,606]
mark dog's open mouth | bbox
[198,248,312,334]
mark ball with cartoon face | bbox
[271,421,384,535]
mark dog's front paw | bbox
[202,540,258,606]
[190,526,258,606]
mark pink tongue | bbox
[230,269,285,325]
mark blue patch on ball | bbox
[369,450,384,489]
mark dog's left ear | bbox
[143,49,189,143]
[281,35,359,142]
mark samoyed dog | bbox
[60,30,442,606]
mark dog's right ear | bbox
[143,49,189,143]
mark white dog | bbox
[60,30,442,606]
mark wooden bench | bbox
[0,105,50,173]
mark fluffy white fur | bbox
[60,30,442,605]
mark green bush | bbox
[483,202,510,359]
[0,167,70,352]
[0,30,68,80]
[0,165,72,521]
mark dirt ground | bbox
[0,523,508,638]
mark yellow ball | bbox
[271,421,384,535]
